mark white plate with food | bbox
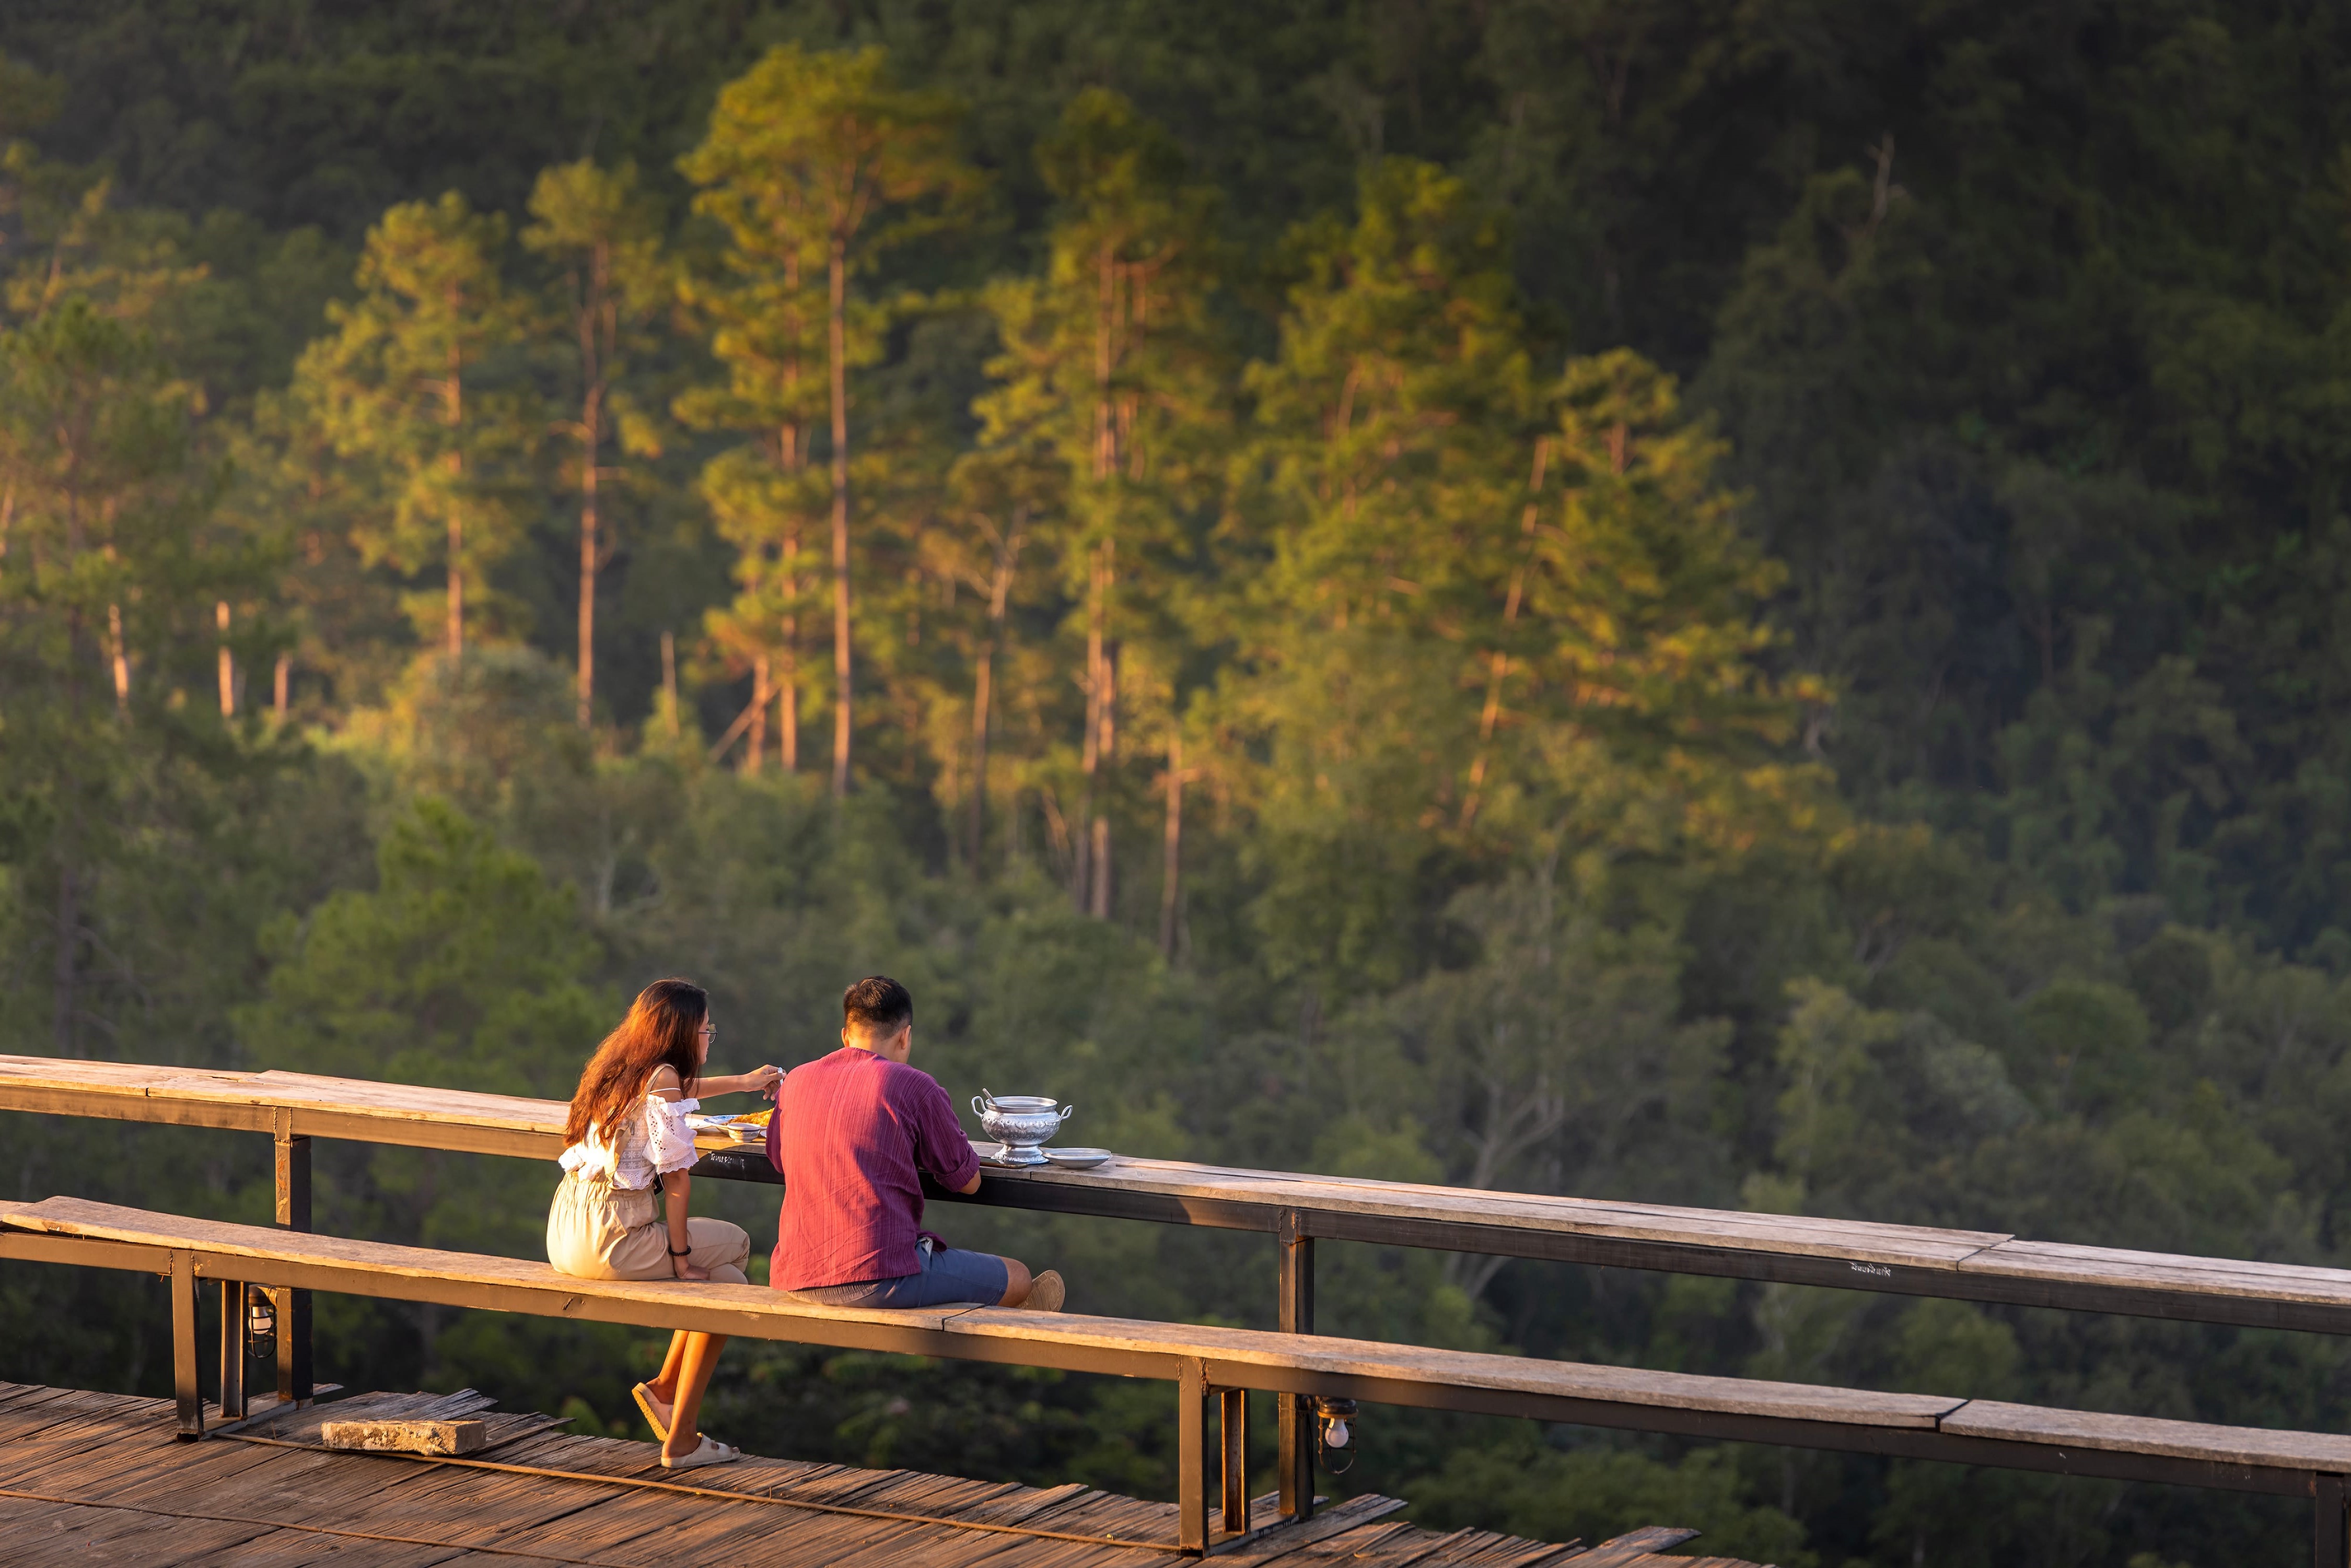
[690,1111,771,1145]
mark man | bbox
[767,975,1063,1310]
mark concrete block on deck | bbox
[321,1417,487,1455]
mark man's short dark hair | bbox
[843,975,913,1036]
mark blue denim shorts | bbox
[790,1237,1008,1308]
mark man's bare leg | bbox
[997,1257,1064,1310]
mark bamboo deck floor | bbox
[0,1382,1759,1567]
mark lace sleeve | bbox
[644,1096,703,1177]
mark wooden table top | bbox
[12,1052,2351,1331]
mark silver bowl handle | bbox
[971,1095,990,1119]
[1058,1104,1076,1120]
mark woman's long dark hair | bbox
[565,978,707,1150]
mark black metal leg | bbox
[1221,1386,1249,1535]
[2319,1474,2349,1568]
[275,1129,312,1405]
[171,1250,202,1440]
[1277,1212,1315,1522]
[217,1279,246,1419]
[1179,1359,1212,1553]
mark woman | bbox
[549,977,781,1470]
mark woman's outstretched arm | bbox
[696,1064,783,1097]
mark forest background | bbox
[3,3,2348,1563]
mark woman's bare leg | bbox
[998,1257,1032,1307]
[662,1332,729,1458]
[643,1330,690,1427]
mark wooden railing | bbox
[16,1191,2351,1557]
[8,1053,2351,1559]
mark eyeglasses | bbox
[699,1023,718,1044]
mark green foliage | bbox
[13,11,2351,1562]
[237,797,607,1097]
[292,192,534,654]
[1411,1436,1814,1567]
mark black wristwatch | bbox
[669,1243,691,1257]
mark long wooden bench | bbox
[6,1196,2351,1562]
[11,1052,2351,1340]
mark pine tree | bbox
[522,161,671,729]
[1239,161,1808,988]
[681,44,976,796]
[975,89,1223,917]
[672,133,828,775]
[293,192,530,660]
[0,301,251,1052]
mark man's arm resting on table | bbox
[951,1168,982,1196]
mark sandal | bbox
[631,1383,671,1444]
[1024,1269,1066,1313]
[660,1434,742,1471]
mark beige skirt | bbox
[546,1170,750,1286]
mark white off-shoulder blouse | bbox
[558,1093,702,1190]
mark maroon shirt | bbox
[767,1046,980,1290]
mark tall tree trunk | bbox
[216,600,235,718]
[1460,441,1550,833]
[445,324,465,661]
[779,425,800,776]
[1076,543,1105,909]
[107,601,129,713]
[576,401,598,728]
[446,495,463,659]
[1159,727,1183,959]
[575,241,611,730]
[968,511,1023,868]
[53,587,86,1056]
[828,237,853,798]
[781,245,805,775]
[969,640,995,867]
[744,654,770,774]
[1090,635,1116,919]
[1076,240,1122,910]
[780,535,799,774]
[660,631,679,738]
[273,652,289,718]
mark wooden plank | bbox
[20,1194,2351,1502]
[1560,1526,1704,1565]
[1938,1399,2351,1472]
[0,1493,290,1565]
[0,1406,182,1483]
[46,1049,2351,1345]
[0,1196,990,1355]
[0,1385,137,1441]
[1963,1239,2351,1303]
[1449,1536,1589,1567]
[1215,1496,1414,1565]
[0,1387,1654,1568]
[1384,1527,1505,1566]
[244,1435,635,1550]
[965,1156,2009,1260]
[936,1308,1962,1429]
[1262,1518,1423,1563]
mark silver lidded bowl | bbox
[972,1090,1075,1166]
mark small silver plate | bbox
[1043,1147,1114,1169]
